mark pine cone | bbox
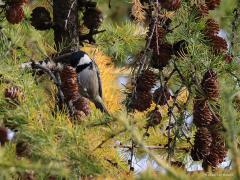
[136,70,157,92]
[83,7,103,30]
[233,92,240,112]
[159,17,172,31]
[211,35,228,54]
[0,127,8,146]
[30,7,52,31]
[148,23,167,51]
[159,0,181,11]
[60,66,90,117]
[191,148,202,161]
[150,43,173,69]
[153,86,171,106]
[5,85,24,102]
[172,40,188,57]
[195,3,209,18]
[5,4,24,24]
[7,0,28,5]
[193,98,212,127]
[146,107,162,127]
[16,141,31,157]
[128,91,152,112]
[191,127,213,160]
[201,69,220,99]
[224,54,233,63]
[19,171,35,180]
[204,19,220,36]
[204,131,227,168]
[205,0,221,10]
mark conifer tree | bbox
[0,0,239,179]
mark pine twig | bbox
[230,3,240,53]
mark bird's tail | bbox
[93,96,109,115]
[21,60,63,71]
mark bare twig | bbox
[64,0,77,30]
[114,144,189,151]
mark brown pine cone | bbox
[205,0,221,10]
[224,54,233,63]
[207,34,228,54]
[150,43,173,69]
[128,91,152,112]
[30,7,52,31]
[60,66,90,117]
[172,40,188,57]
[5,85,24,102]
[7,0,28,5]
[203,131,227,168]
[211,131,227,163]
[83,7,103,30]
[146,107,162,127]
[191,127,213,160]
[195,3,209,18]
[0,127,8,146]
[60,66,80,102]
[193,98,212,127]
[148,23,167,51]
[191,148,202,161]
[136,70,157,92]
[153,86,171,106]
[159,0,181,11]
[233,92,240,112]
[16,141,31,157]
[5,4,24,24]
[201,69,220,99]
[204,19,220,36]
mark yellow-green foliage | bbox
[0,17,129,179]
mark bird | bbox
[21,50,109,114]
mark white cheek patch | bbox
[78,54,92,66]
[7,129,15,140]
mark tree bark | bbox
[53,0,79,51]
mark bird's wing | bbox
[93,61,103,98]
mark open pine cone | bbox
[5,85,24,102]
[5,4,24,24]
[172,40,188,57]
[151,43,173,69]
[0,127,8,146]
[7,0,28,5]
[148,23,167,51]
[146,107,162,127]
[193,98,212,127]
[30,7,52,30]
[205,0,221,10]
[209,35,228,54]
[201,69,220,99]
[204,19,220,36]
[83,7,103,30]
[203,131,227,169]
[128,91,152,112]
[159,0,181,11]
[191,127,213,160]
[195,3,209,18]
[153,86,171,106]
[60,66,90,117]
[136,69,157,92]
